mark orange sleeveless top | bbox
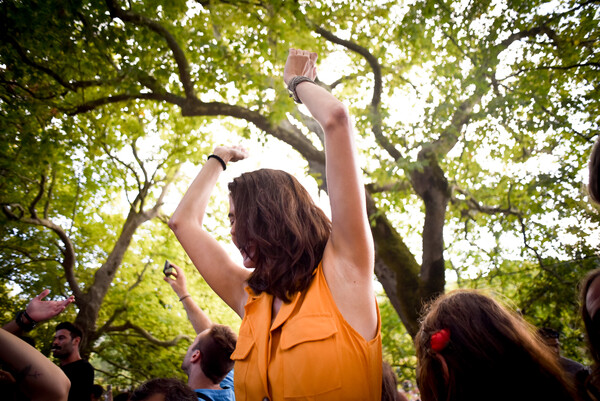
[231,261,382,400]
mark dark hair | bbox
[590,137,600,204]
[538,327,560,340]
[130,378,197,401]
[381,360,400,401]
[55,322,83,341]
[113,392,131,401]
[415,290,577,401]
[194,325,237,384]
[91,384,104,398]
[228,169,331,302]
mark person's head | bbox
[113,392,131,401]
[580,269,600,364]
[181,324,237,384]
[228,169,331,302]
[537,327,561,356]
[415,290,576,401]
[589,136,600,204]
[91,384,104,401]
[52,322,83,360]
[130,378,196,401]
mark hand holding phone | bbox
[163,260,176,278]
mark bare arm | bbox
[284,49,377,340]
[3,290,75,335]
[164,262,213,334]
[169,146,251,317]
[0,328,71,401]
[284,49,374,274]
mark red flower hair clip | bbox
[430,328,451,352]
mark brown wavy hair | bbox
[228,169,331,302]
[415,290,578,401]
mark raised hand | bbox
[25,289,75,323]
[212,145,249,164]
[283,48,318,86]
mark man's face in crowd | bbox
[52,329,78,359]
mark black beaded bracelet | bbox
[207,154,227,171]
[287,76,315,104]
[15,310,37,332]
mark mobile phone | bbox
[163,260,176,277]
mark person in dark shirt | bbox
[537,326,590,400]
[52,322,94,401]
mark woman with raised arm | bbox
[169,48,381,400]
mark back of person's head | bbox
[228,168,331,301]
[20,336,36,347]
[130,378,196,401]
[538,327,560,340]
[113,392,131,401]
[589,136,600,204]
[55,321,83,340]
[195,324,237,384]
[415,289,577,401]
[91,384,104,400]
[381,360,400,401]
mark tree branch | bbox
[99,141,140,206]
[450,185,523,217]
[128,262,150,292]
[366,180,412,194]
[0,202,82,299]
[95,307,127,338]
[28,174,46,220]
[145,167,179,219]
[105,0,196,99]
[105,321,191,346]
[66,92,186,115]
[313,24,403,161]
[4,36,107,92]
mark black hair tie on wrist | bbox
[208,154,227,171]
[15,310,37,332]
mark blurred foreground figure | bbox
[0,328,71,401]
[580,269,600,400]
[415,290,580,401]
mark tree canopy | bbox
[1,0,599,388]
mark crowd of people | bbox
[1,48,599,401]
